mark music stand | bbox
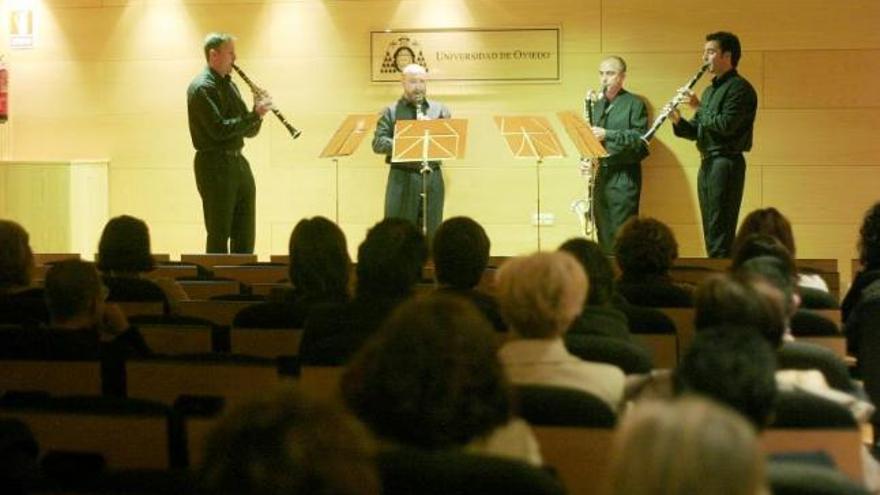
[391,118,468,236]
[319,114,378,221]
[493,115,566,249]
[557,110,608,240]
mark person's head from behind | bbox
[858,201,880,269]
[614,217,678,279]
[730,233,795,274]
[341,294,511,449]
[496,252,587,339]
[559,237,615,306]
[356,218,426,299]
[97,215,154,274]
[674,325,778,430]
[735,255,800,331]
[694,273,786,349]
[0,220,33,289]
[432,216,490,290]
[733,207,796,257]
[44,260,104,327]
[609,397,765,495]
[289,217,350,300]
[199,387,379,495]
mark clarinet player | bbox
[669,31,757,258]
[588,56,650,254]
[187,32,271,254]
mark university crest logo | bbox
[379,36,428,74]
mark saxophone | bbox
[571,86,604,241]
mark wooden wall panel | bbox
[603,0,880,52]
[753,109,880,166]
[764,51,880,109]
[762,167,880,223]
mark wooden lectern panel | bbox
[557,110,608,159]
[493,115,566,160]
[391,118,468,162]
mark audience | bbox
[675,325,779,429]
[558,238,631,341]
[614,217,693,307]
[299,218,426,365]
[732,207,829,292]
[342,294,540,465]
[843,202,880,351]
[1,259,146,359]
[199,387,380,495]
[609,396,766,495]
[97,215,188,312]
[495,251,625,411]
[431,216,505,331]
[694,269,870,419]
[235,216,351,328]
[731,233,837,309]
[0,220,49,326]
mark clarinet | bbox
[232,64,302,140]
[641,62,711,143]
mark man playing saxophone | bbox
[588,56,650,254]
[669,31,757,258]
[187,32,272,254]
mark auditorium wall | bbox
[0,0,877,285]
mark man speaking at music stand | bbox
[372,64,451,241]
[187,32,271,254]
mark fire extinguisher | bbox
[0,57,9,123]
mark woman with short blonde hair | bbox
[495,251,587,339]
[496,252,625,410]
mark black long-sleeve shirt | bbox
[592,89,650,167]
[187,67,262,152]
[672,69,757,157]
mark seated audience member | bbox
[235,216,350,328]
[608,397,766,495]
[342,294,540,465]
[730,233,837,309]
[0,220,49,327]
[496,252,625,411]
[843,202,880,343]
[97,215,187,312]
[732,207,829,292]
[614,217,693,308]
[199,387,380,495]
[694,269,871,419]
[558,238,631,341]
[299,218,426,365]
[559,238,675,336]
[0,260,150,362]
[431,216,505,331]
[674,325,778,429]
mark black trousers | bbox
[384,165,444,241]
[698,154,746,258]
[595,162,642,254]
[194,150,256,254]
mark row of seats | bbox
[0,381,866,494]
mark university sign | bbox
[371,28,560,82]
